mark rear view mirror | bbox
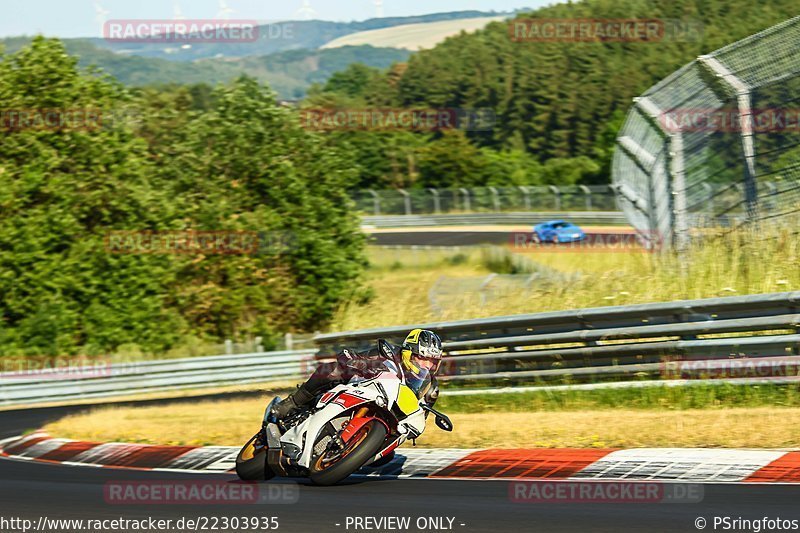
[421,403,454,432]
[435,414,453,432]
[379,339,394,359]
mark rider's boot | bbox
[272,384,316,420]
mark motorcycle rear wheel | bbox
[309,419,387,486]
[235,432,275,481]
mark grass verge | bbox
[335,230,800,331]
[41,384,800,449]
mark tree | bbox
[0,37,183,355]
[0,41,368,356]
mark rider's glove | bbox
[402,409,427,439]
[337,348,358,366]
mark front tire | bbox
[309,420,387,486]
[235,432,275,481]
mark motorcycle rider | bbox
[272,329,444,421]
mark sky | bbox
[1,0,556,39]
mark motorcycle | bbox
[235,340,454,486]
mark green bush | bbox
[0,39,366,356]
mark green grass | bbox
[437,383,800,413]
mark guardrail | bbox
[353,185,618,216]
[362,211,628,228]
[315,292,800,386]
[0,350,317,407]
[3,292,799,407]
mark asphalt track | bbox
[367,228,635,247]
[2,396,800,532]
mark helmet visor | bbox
[405,366,432,395]
[411,353,441,375]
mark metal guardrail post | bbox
[579,185,592,211]
[518,186,531,210]
[548,185,561,211]
[459,188,471,212]
[427,188,441,214]
[398,188,412,215]
[367,189,381,216]
[488,186,501,212]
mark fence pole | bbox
[488,186,501,212]
[368,189,381,216]
[398,188,412,215]
[428,187,441,214]
[284,333,294,351]
[579,185,592,211]
[549,186,561,211]
[459,188,471,212]
[519,186,531,210]
[669,133,690,252]
[698,55,759,222]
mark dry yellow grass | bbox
[339,230,800,331]
[42,398,800,449]
[321,17,506,51]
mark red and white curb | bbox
[3,433,800,483]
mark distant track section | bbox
[362,211,628,228]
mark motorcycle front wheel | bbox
[309,419,387,486]
[235,432,275,481]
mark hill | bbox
[84,11,510,62]
[321,16,507,51]
[0,36,409,98]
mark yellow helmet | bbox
[401,329,443,379]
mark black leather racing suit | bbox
[301,340,440,407]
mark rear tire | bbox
[235,433,275,481]
[309,420,387,486]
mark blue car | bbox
[533,220,586,244]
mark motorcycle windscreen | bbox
[405,367,433,394]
